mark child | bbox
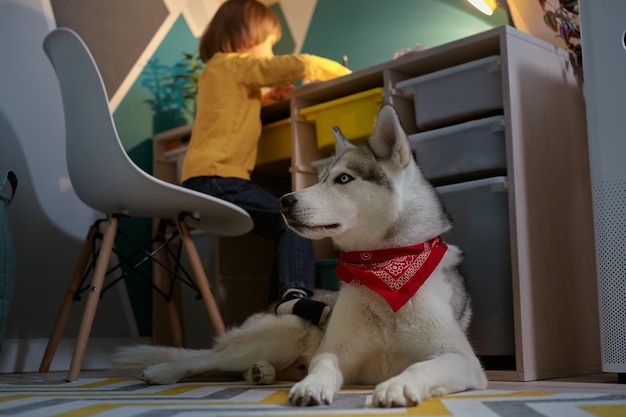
[181,0,351,325]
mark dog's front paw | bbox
[142,363,181,385]
[373,375,421,408]
[288,375,337,406]
[244,361,276,385]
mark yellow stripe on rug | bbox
[580,404,626,417]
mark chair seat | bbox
[78,166,252,237]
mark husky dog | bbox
[112,104,487,407]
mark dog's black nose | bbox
[279,194,297,213]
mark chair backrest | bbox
[42,28,140,213]
[43,27,252,235]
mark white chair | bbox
[38,27,253,381]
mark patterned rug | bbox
[0,377,625,417]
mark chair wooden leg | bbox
[39,223,99,373]
[155,220,183,347]
[66,216,119,382]
[177,220,226,336]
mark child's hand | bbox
[261,85,294,106]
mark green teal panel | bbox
[303,0,508,71]
[113,14,198,165]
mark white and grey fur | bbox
[112,104,487,408]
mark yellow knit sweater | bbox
[181,52,350,182]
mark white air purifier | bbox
[580,0,626,382]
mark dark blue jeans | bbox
[182,176,315,302]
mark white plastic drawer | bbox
[436,176,514,357]
[409,116,506,182]
[396,56,503,129]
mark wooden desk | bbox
[153,26,600,380]
[153,98,291,184]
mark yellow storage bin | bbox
[299,87,384,151]
[256,118,291,166]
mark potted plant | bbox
[175,52,204,117]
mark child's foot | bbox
[275,288,331,325]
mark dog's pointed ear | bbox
[332,126,355,154]
[368,104,411,167]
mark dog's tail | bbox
[111,345,209,375]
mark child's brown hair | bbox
[199,0,282,62]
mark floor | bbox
[1,370,624,394]
[488,372,626,394]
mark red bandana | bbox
[334,237,448,312]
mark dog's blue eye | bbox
[335,174,354,184]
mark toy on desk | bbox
[394,44,428,59]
